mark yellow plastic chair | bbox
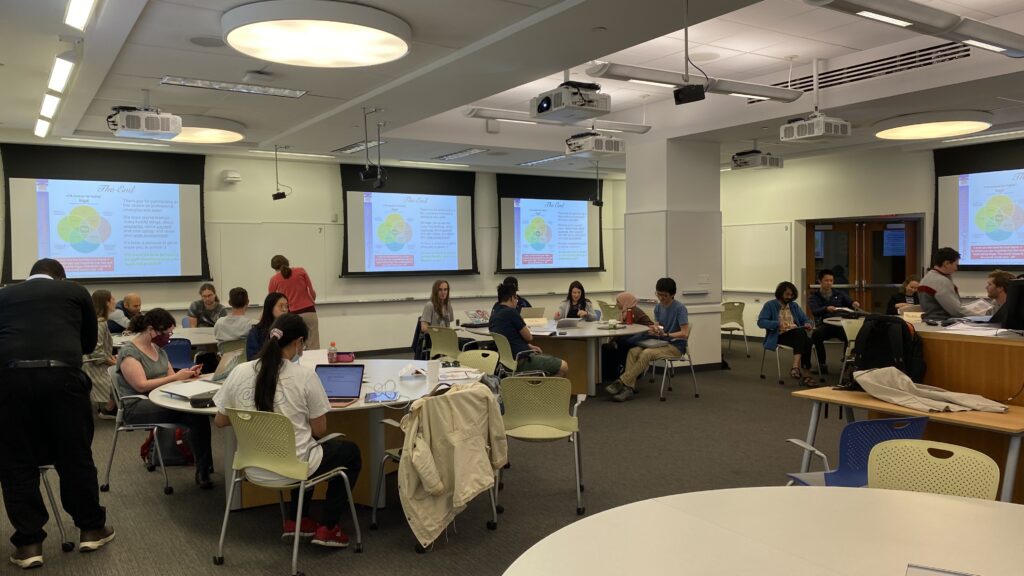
[498,377,585,515]
[868,439,1000,500]
[426,326,461,360]
[720,302,749,358]
[214,409,362,575]
[40,466,74,552]
[597,300,619,322]
[218,338,246,358]
[457,349,500,375]
[488,332,545,377]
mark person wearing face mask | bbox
[886,276,920,315]
[116,308,213,488]
[758,281,815,386]
[214,314,362,547]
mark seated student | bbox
[808,269,859,374]
[187,283,228,328]
[107,292,141,333]
[115,309,214,488]
[419,280,473,353]
[918,247,970,322]
[214,287,253,349]
[987,269,1015,325]
[600,291,655,382]
[554,281,596,321]
[886,276,920,315]
[757,281,815,386]
[214,314,361,547]
[604,278,689,402]
[492,276,531,313]
[246,292,289,360]
[488,282,567,377]
[84,289,118,419]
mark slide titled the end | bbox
[513,198,589,269]
[958,168,1024,266]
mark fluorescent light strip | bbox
[434,148,488,161]
[48,55,75,93]
[161,76,307,98]
[593,128,624,134]
[496,118,537,125]
[720,167,731,172]
[729,93,770,101]
[856,10,912,27]
[941,129,1024,143]
[628,79,676,88]
[399,160,469,168]
[65,0,97,31]
[963,39,1007,52]
[61,137,170,147]
[40,94,61,119]
[248,149,336,159]
[518,155,566,167]
[34,119,51,138]
[332,140,385,154]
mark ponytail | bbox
[254,313,308,412]
[271,254,292,279]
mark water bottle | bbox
[625,307,634,325]
[327,341,338,363]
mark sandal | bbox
[801,375,817,387]
[789,367,802,380]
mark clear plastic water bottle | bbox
[327,341,338,363]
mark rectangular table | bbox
[792,386,1024,502]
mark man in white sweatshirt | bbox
[918,247,969,322]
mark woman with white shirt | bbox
[213,314,361,548]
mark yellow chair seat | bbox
[505,424,573,442]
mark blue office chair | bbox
[164,338,195,371]
[785,416,928,487]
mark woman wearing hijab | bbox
[600,291,655,383]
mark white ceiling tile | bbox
[666,19,762,45]
[916,0,997,19]
[806,20,920,50]
[641,46,744,71]
[756,38,858,62]
[950,0,1024,17]
[756,7,860,36]
[600,36,689,65]
[717,0,816,28]
[707,29,797,52]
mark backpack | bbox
[845,314,926,386]
[140,427,194,467]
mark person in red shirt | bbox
[268,255,320,350]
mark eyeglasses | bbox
[441,360,460,368]
[655,292,671,298]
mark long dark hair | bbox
[271,254,292,279]
[565,280,586,305]
[254,314,308,412]
[775,281,799,302]
[256,292,287,333]
[430,279,450,318]
[92,289,113,320]
[128,308,175,334]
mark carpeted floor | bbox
[1,345,860,575]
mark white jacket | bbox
[398,383,508,547]
[855,367,1008,413]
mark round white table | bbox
[113,327,219,349]
[503,486,1024,576]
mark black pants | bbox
[123,399,214,473]
[0,367,106,547]
[777,329,812,369]
[291,439,362,527]
[812,323,847,366]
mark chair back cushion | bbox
[457,349,499,375]
[720,301,745,327]
[868,439,1000,500]
[500,377,577,433]
[427,326,460,360]
[827,416,928,486]
[488,333,518,371]
[226,408,308,481]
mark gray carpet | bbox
[1,346,859,575]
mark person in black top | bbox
[488,282,567,376]
[491,276,531,313]
[808,269,859,374]
[885,276,920,315]
[0,259,115,568]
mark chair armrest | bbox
[572,394,586,417]
[785,438,830,471]
[121,394,149,402]
[379,418,402,429]
[305,432,346,461]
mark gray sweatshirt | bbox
[918,269,968,321]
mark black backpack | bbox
[847,314,926,384]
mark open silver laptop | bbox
[556,318,581,329]
[520,307,546,319]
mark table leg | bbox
[368,407,386,508]
[843,406,856,423]
[586,340,598,396]
[1000,435,1021,502]
[801,402,822,473]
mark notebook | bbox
[162,380,221,400]
[315,364,365,407]
[520,307,546,319]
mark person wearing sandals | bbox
[758,281,815,386]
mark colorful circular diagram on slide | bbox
[524,217,552,250]
[57,205,111,253]
[377,213,413,251]
[974,195,1024,241]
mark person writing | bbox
[247,292,289,360]
[214,314,362,547]
[554,281,596,321]
[488,282,567,376]
[83,289,118,419]
[187,283,227,328]
[808,269,859,375]
[757,281,815,386]
[116,309,214,489]
[918,247,970,322]
[214,287,253,350]
[269,255,320,350]
[106,292,141,333]
[987,269,1015,325]
[886,276,920,315]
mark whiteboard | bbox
[723,223,791,292]
[624,212,666,297]
[214,222,328,299]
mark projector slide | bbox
[513,198,589,269]
[958,168,1024,266]
[363,192,459,272]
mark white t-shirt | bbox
[213,359,331,485]
[214,314,253,343]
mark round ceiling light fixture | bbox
[173,116,246,144]
[221,0,412,68]
[873,110,993,140]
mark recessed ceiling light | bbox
[399,160,470,169]
[874,111,993,140]
[171,116,246,144]
[221,0,412,68]
[34,119,51,138]
[248,149,336,159]
[856,11,913,27]
[40,94,60,119]
[61,137,170,147]
[962,39,1007,53]
[518,155,566,167]
[332,140,386,154]
[161,76,306,98]
[434,148,488,161]
[47,51,76,93]
[65,0,97,31]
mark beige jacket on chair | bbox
[398,382,508,547]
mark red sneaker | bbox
[311,524,350,548]
[281,517,317,540]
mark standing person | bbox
[987,270,1016,325]
[83,289,118,419]
[269,255,320,350]
[0,259,114,569]
[492,276,531,313]
[886,276,920,315]
[107,292,141,333]
[214,287,253,350]
[808,269,860,374]
[214,314,362,546]
[554,281,596,321]
[187,283,227,328]
[488,282,567,377]
[757,281,815,386]
[918,247,969,322]
[604,278,689,402]
[600,291,654,382]
[247,292,289,360]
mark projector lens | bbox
[536,96,551,114]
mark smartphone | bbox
[365,391,399,403]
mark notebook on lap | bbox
[315,364,365,407]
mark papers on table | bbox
[162,380,220,400]
[962,298,994,316]
[440,368,482,381]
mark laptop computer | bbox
[556,318,582,329]
[520,307,546,319]
[464,309,490,328]
[315,364,365,407]
[210,349,245,382]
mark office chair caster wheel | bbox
[660,397,666,402]
[164,486,174,495]
[496,505,504,514]
[486,520,497,530]
[695,393,701,399]
[212,556,224,565]
[369,522,378,530]
[503,462,511,469]
[146,464,156,472]
[777,380,785,385]
[580,485,585,492]
[759,374,766,380]
[415,543,430,554]
[99,484,109,492]
[576,507,586,516]
[668,385,673,392]
[498,482,504,491]
[61,542,74,552]
[355,544,363,553]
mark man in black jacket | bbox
[808,269,859,374]
[0,259,114,568]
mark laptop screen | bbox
[315,364,364,400]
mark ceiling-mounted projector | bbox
[731,149,783,170]
[106,106,182,140]
[565,131,625,158]
[531,81,611,122]
[779,112,851,142]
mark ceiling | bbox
[2,0,1024,176]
